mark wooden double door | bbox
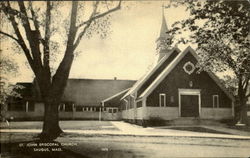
[180,95,199,117]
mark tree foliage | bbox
[0,50,23,121]
[168,0,250,124]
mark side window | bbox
[75,106,83,112]
[108,108,113,113]
[213,95,219,108]
[159,93,166,107]
[28,101,35,112]
[65,103,73,112]
[58,104,65,111]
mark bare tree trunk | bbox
[237,75,248,125]
[39,99,63,140]
[239,96,248,125]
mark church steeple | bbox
[156,5,172,62]
[159,7,169,39]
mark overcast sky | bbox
[5,1,195,83]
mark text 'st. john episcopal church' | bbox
[103,9,235,125]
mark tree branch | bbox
[76,0,121,29]
[243,77,249,89]
[43,1,52,69]
[73,1,99,50]
[1,2,35,72]
[242,77,249,96]
[73,0,121,50]
[18,1,43,69]
[0,31,19,42]
[246,93,250,98]
[52,1,79,96]
[29,1,43,43]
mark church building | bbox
[5,10,236,123]
[113,10,235,125]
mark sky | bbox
[3,1,195,83]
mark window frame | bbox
[159,93,166,107]
[213,95,219,108]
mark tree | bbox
[0,1,121,140]
[0,50,22,122]
[168,0,250,124]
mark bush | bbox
[147,117,166,126]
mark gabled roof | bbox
[102,88,130,107]
[102,88,130,104]
[63,79,135,106]
[138,46,235,101]
[121,47,181,100]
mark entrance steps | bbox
[168,118,223,126]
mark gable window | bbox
[183,61,195,75]
[213,95,219,108]
[159,93,166,107]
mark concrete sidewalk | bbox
[1,121,250,140]
[110,121,250,140]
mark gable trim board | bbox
[102,88,130,105]
[121,47,181,100]
[138,46,235,102]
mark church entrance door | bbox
[178,89,201,117]
[180,95,199,117]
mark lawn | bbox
[0,121,118,131]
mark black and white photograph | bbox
[0,0,250,157]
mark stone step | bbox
[169,118,223,126]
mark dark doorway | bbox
[181,95,199,117]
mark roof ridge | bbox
[121,47,181,99]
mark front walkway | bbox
[110,121,250,139]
